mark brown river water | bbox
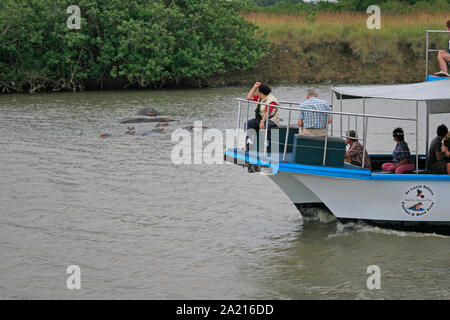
[0,86,449,299]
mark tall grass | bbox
[239,11,450,83]
[244,11,449,62]
[244,11,448,41]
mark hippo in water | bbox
[125,127,137,135]
[100,126,164,138]
[136,107,160,117]
[117,106,174,124]
[183,125,208,130]
[125,126,164,136]
[118,116,173,124]
[99,133,112,139]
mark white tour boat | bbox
[225,31,450,235]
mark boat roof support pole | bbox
[362,97,367,167]
[426,31,429,81]
[416,100,419,174]
[362,116,368,169]
[339,95,343,137]
[330,91,334,136]
[264,108,269,157]
[425,104,429,171]
[347,112,350,134]
[245,101,250,151]
[362,97,366,119]
[237,100,241,147]
[323,120,329,166]
[246,101,250,128]
[283,105,292,161]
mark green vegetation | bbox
[0,0,268,93]
[1,0,449,93]
[238,2,450,84]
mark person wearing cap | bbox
[245,81,280,150]
[382,127,415,174]
[297,88,332,136]
[344,130,371,169]
[428,124,448,173]
[434,20,450,77]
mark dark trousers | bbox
[245,118,278,151]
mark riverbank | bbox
[219,11,448,86]
[1,5,448,93]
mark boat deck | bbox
[224,148,450,181]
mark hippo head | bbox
[125,126,136,135]
[136,107,160,117]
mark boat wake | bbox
[299,207,337,223]
[329,221,449,239]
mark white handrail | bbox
[425,30,450,79]
[237,96,419,171]
[426,30,450,33]
[236,98,417,121]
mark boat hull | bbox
[268,172,322,205]
[294,173,449,222]
[224,149,450,234]
[336,217,450,235]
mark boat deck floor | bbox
[227,149,446,176]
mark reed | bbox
[235,11,450,84]
[244,11,448,41]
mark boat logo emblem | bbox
[401,185,435,217]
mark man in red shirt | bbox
[245,82,280,151]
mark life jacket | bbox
[255,93,280,126]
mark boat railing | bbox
[426,30,450,80]
[236,98,419,171]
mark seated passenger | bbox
[245,82,279,150]
[344,130,371,169]
[382,128,415,174]
[434,20,450,77]
[297,88,332,136]
[428,124,448,173]
[440,139,450,174]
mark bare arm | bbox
[247,82,261,100]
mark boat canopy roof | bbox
[332,80,450,114]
